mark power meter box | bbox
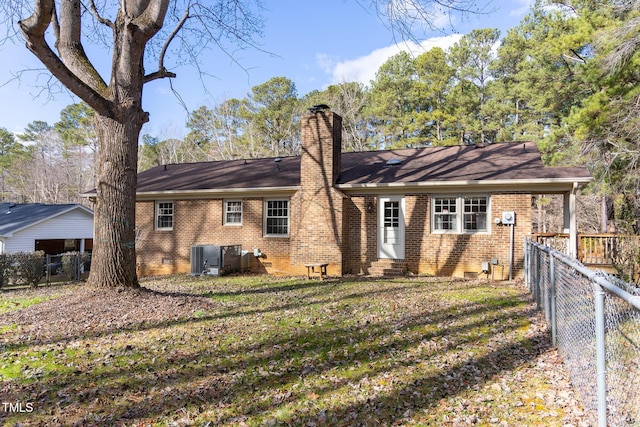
[501,211,516,225]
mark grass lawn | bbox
[0,275,589,426]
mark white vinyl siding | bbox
[3,209,94,254]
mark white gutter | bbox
[135,186,301,200]
[130,177,592,199]
[336,177,592,194]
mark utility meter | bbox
[501,211,516,225]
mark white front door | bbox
[378,196,405,259]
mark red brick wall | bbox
[344,195,378,274]
[136,108,533,280]
[291,111,345,276]
[136,112,348,278]
[345,192,532,278]
[135,197,295,276]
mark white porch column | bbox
[563,182,579,258]
[80,239,86,254]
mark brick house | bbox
[134,109,591,279]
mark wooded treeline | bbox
[1,0,638,235]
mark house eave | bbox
[135,186,301,201]
[132,177,592,200]
[0,205,94,236]
[336,177,592,194]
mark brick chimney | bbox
[300,109,342,189]
[290,109,346,276]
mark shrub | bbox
[61,252,79,280]
[612,237,640,285]
[0,253,11,288]
[12,251,46,287]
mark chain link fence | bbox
[525,238,640,427]
[44,252,92,284]
[0,252,91,287]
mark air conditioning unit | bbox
[240,250,252,272]
[190,244,242,276]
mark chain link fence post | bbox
[550,253,557,346]
[524,238,640,427]
[592,282,608,427]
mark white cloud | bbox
[509,0,534,17]
[430,5,456,30]
[323,34,463,87]
[315,53,338,75]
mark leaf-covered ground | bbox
[0,276,594,426]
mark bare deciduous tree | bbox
[2,0,493,288]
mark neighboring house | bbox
[0,203,94,255]
[133,109,591,279]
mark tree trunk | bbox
[88,112,143,288]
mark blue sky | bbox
[0,0,533,138]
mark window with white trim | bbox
[432,196,489,233]
[434,197,458,231]
[224,200,243,225]
[264,199,289,236]
[155,201,174,230]
[464,197,488,231]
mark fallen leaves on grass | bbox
[0,276,594,426]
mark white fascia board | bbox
[136,186,300,201]
[336,177,592,194]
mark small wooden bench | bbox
[304,263,328,279]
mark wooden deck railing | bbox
[532,233,640,267]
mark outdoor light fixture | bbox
[366,203,373,213]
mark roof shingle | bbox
[135,142,591,194]
[0,203,92,236]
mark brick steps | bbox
[368,259,407,277]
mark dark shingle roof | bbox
[135,142,591,194]
[339,142,590,184]
[137,156,300,193]
[0,203,93,236]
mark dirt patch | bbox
[1,283,216,343]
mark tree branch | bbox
[57,0,108,93]
[19,0,113,117]
[143,6,190,84]
[162,8,189,69]
[131,0,170,39]
[144,69,177,82]
[89,0,115,28]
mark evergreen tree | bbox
[0,127,29,201]
[448,28,500,144]
[246,77,301,157]
[366,51,418,149]
[412,47,455,145]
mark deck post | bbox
[563,183,579,258]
